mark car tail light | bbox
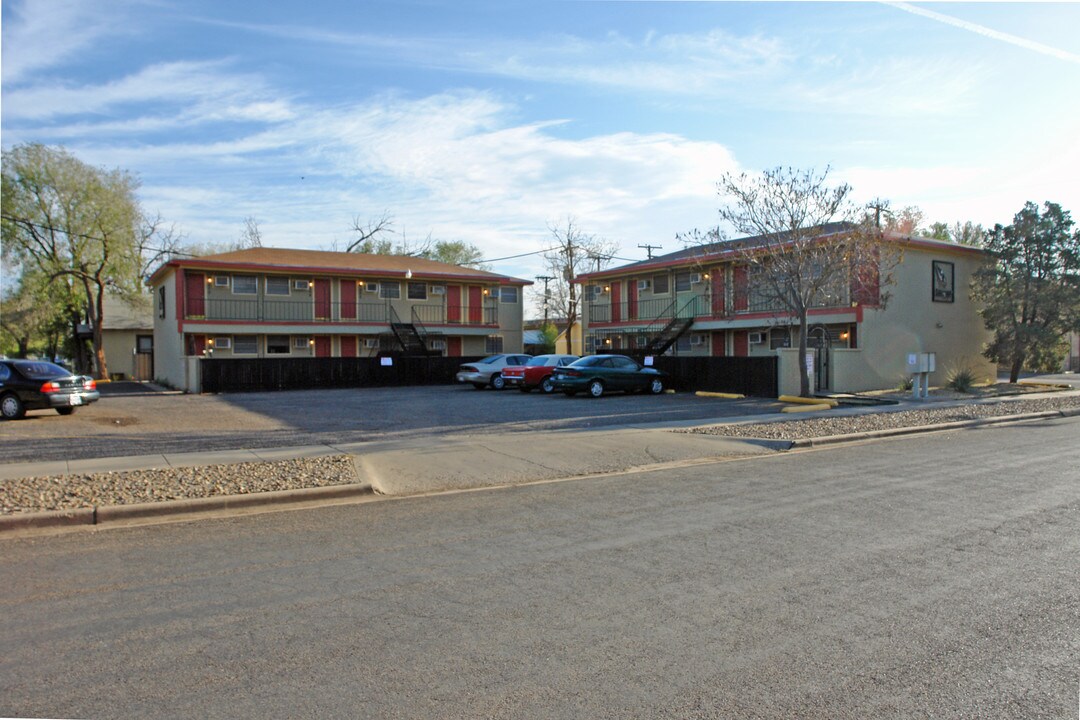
[562,369,582,377]
[460,365,477,373]
[83,379,97,390]
[40,381,62,394]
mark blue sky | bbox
[3,0,1078,298]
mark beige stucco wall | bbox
[101,329,139,379]
[152,270,189,390]
[850,246,995,391]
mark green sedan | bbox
[549,354,667,398]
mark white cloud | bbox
[1,0,123,84]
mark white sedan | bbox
[455,354,533,390]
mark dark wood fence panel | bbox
[200,355,777,396]
[200,356,484,393]
[647,356,778,397]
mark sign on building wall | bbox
[932,260,954,303]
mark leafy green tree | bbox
[973,201,1080,382]
[2,144,147,377]
[538,322,559,354]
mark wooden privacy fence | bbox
[200,355,778,397]
[646,356,778,398]
[200,356,483,393]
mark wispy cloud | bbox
[886,2,1080,65]
[1,0,133,84]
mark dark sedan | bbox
[0,360,100,419]
[549,354,667,398]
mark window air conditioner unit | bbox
[748,332,765,344]
[364,338,380,349]
[690,334,704,346]
[292,279,309,291]
[637,279,651,291]
[429,339,446,350]
[689,272,702,284]
[429,285,446,295]
[364,282,379,293]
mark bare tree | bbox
[238,216,263,248]
[347,211,395,253]
[682,166,896,397]
[540,217,618,355]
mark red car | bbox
[500,354,580,393]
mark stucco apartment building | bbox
[576,225,996,395]
[148,248,530,392]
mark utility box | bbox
[907,352,936,399]
[906,352,936,373]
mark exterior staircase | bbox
[384,306,435,355]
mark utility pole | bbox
[866,201,892,230]
[637,243,662,259]
[535,275,554,326]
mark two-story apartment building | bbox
[576,225,996,394]
[148,247,530,392]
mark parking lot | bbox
[1,383,783,464]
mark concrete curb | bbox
[0,482,373,534]
[789,408,1080,448]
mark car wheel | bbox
[649,378,664,394]
[588,379,605,398]
[1,393,25,420]
[490,374,506,391]
[472,383,486,390]
[56,407,76,416]
[540,377,555,394]
[563,390,577,397]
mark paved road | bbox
[2,417,1077,718]
[0,384,785,463]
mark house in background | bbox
[576,225,996,395]
[99,294,155,381]
[148,247,531,392]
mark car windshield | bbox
[526,357,550,366]
[16,362,73,380]
[478,355,504,364]
[569,356,602,367]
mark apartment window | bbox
[233,335,258,354]
[675,335,692,353]
[214,275,230,287]
[293,336,310,350]
[584,285,601,301]
[485,335,504,354]
[380,282,401,299]
[652,274,670,294]
[498,286,518,303]
[157,286,166,318]
[407,281,427,300]
[674,272,692,293]
[770,328,791,350]
[213,336,232,350]
[266,335,290,354]
[232,276,257,295]
[266,277,290,296]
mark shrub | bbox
[947,366,977,393]
[896,375,914,391]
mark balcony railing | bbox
[185,299,498,326]
[587,289,851,325]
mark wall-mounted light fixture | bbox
[603,285,611,293]
[839,331,850,341]
[207,338,215,347]
[309,338,315,346]
[206,276,213,284]
[483,289,490,296]
[405,269,413,279]
[703,273,710,280]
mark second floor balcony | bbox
[184,298,499,326]
[586,288,853,325]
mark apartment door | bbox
[314,336,331,357]
[627,279,638,320]
[314,279,331,320]
[733,330,749,357]
[447,336,462,357]
[468,286,483,324]
[340,336,358,357]
[711,331,726,356]
[610,282,621,323]
[711,271,726,317]
[135,334,154,380]
[447,286,462,323]
[185,272,205,317]
[732,267,748,312]
[340,280,357,320]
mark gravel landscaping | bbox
[3,393,1078,517]
[683,395,1080,440]
[1,455,357,515]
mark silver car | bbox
[455,354,533,390]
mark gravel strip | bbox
[681,396,1080,440]
[1,455,356,515]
